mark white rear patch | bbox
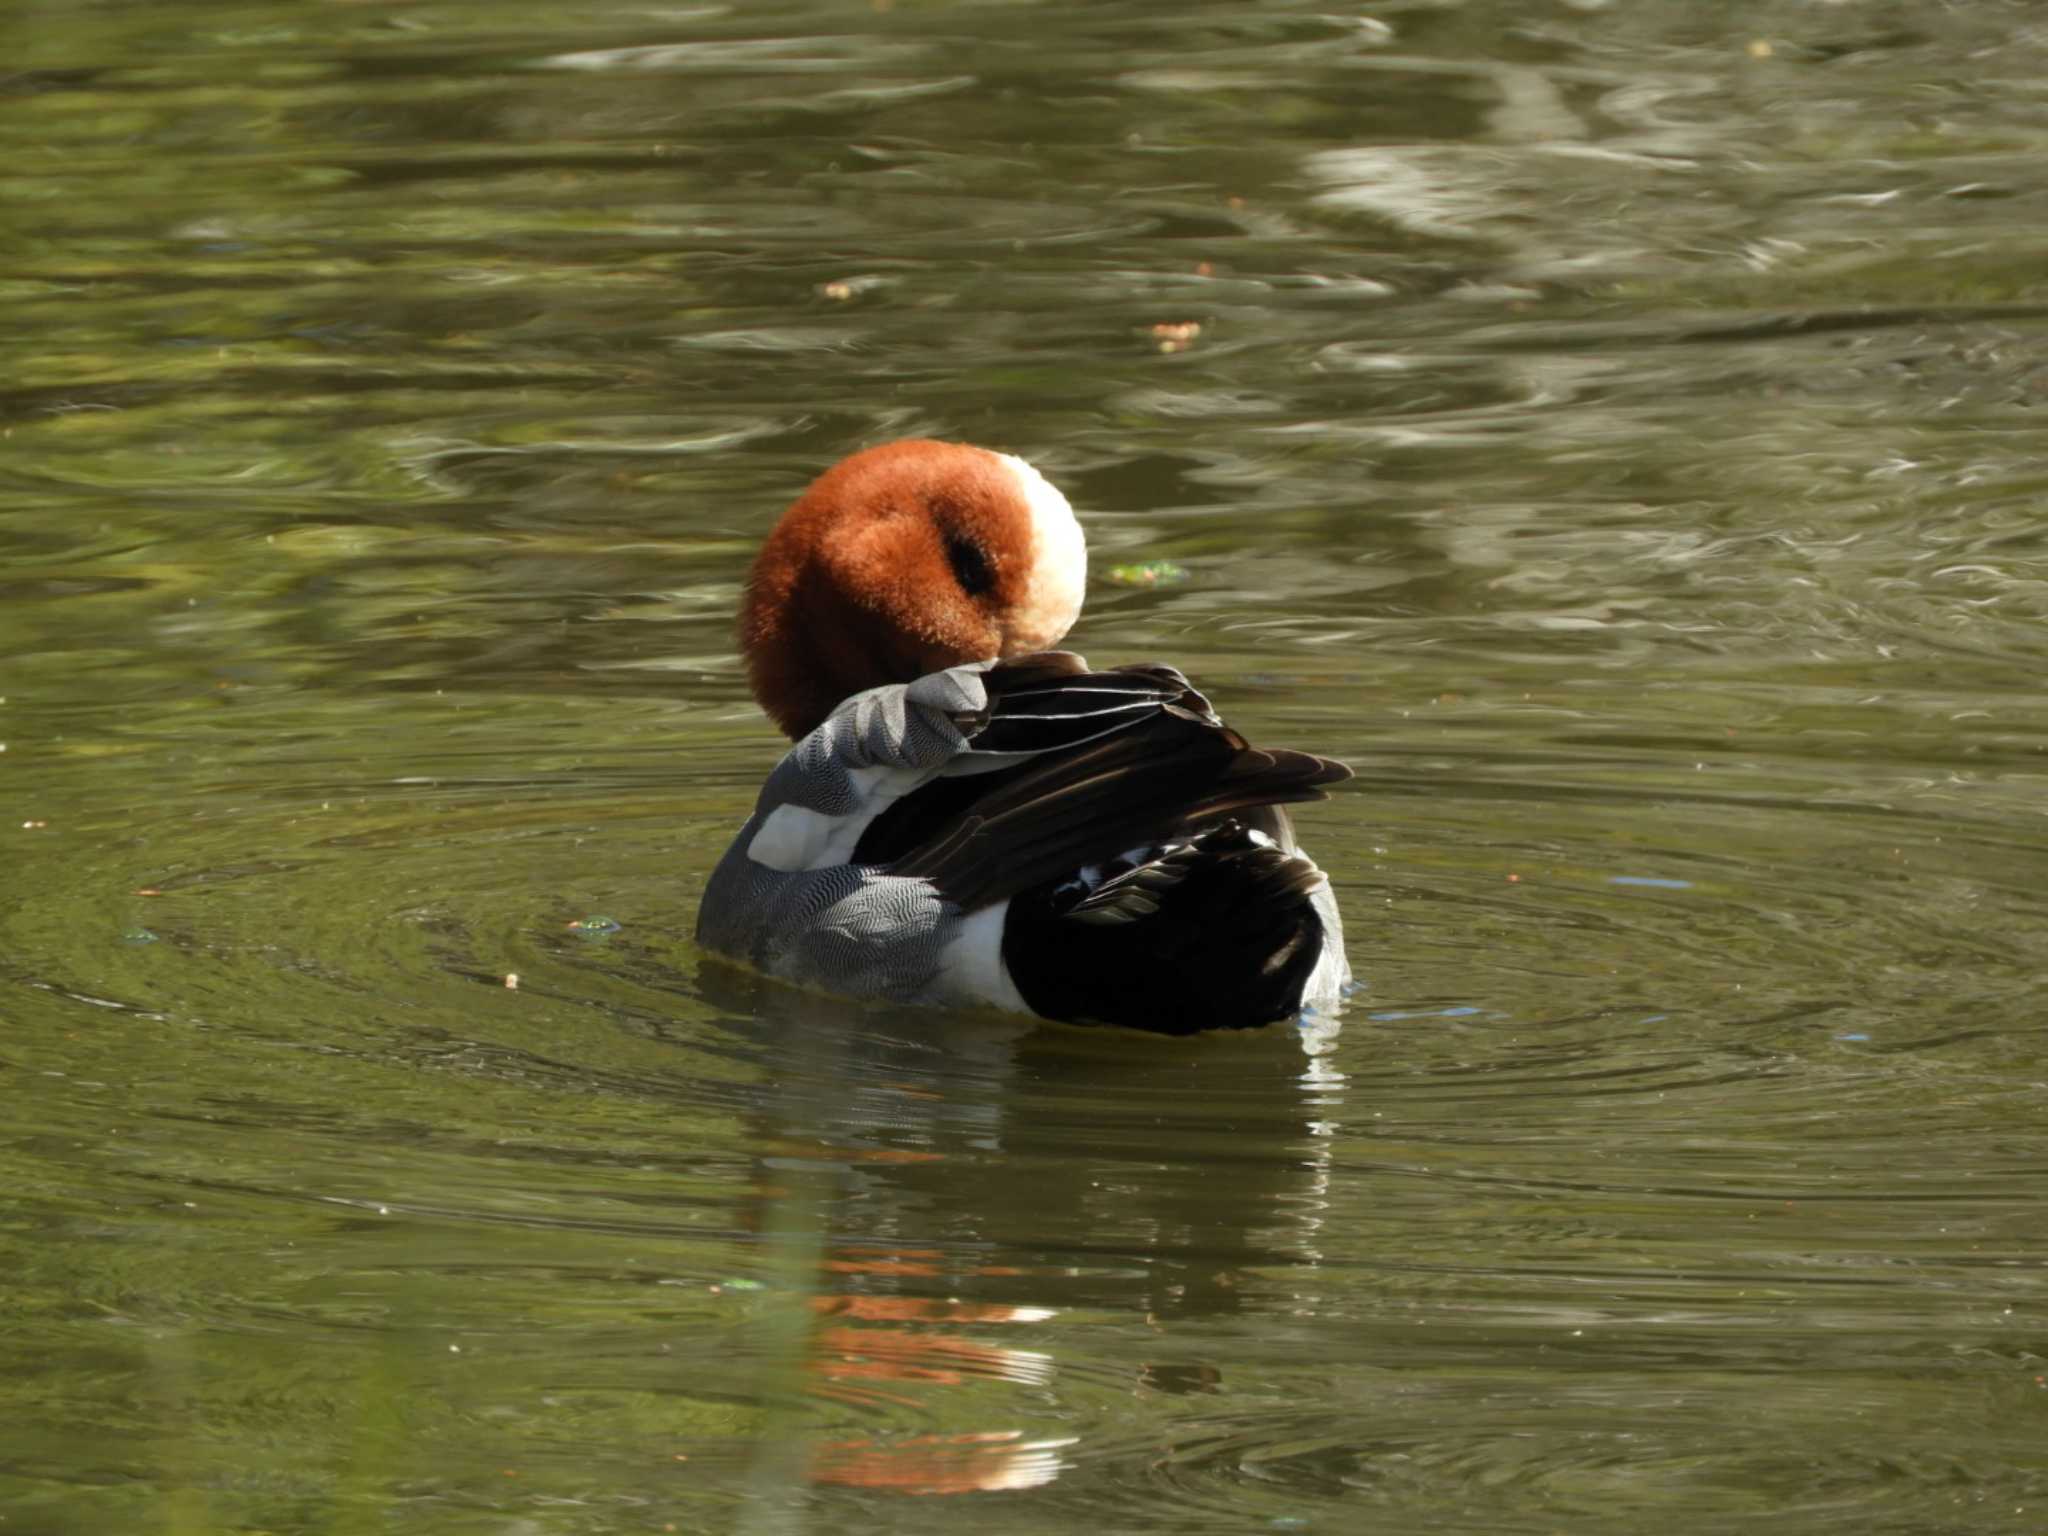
[996,452,1087,653]
[931,900,1031,1014]
[1298,867,1351,1014]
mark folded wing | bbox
[854,651,1351,912]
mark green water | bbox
[5,2,2048,1531]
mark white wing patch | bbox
[745,762,929,873]
[745,804,845,872]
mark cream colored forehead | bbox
[993,452,1084,550]
[993,450,1088,647]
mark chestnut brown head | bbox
[741,440,1087,739]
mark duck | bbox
[694,439,1351,1034]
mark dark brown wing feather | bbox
[870,654,1349,911]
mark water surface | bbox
[5,2,2048,1531]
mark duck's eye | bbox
[944,530,995,599]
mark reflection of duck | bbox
[696,439,1350,1032]
[705,979,1344,1495]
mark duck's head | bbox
[740,439,1088,739]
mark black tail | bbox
[1001,819,1331,1034]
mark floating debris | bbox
[503,972,519,990]
[121,927,159,946]
[818,274,888,302]
[1105,560,1189,588]
[567,915,622,936]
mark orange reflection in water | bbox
[809,1430,1076,1494]
[801,1275,1068,1493]
[808,1294,1052,1404]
